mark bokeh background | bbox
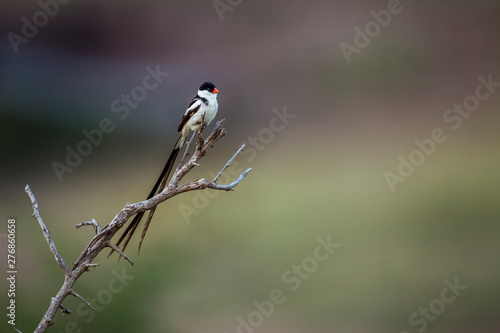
[1,1,500,332]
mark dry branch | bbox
[26,119,251,333]
[26,188,70,276]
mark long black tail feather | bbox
[108,139,180,258]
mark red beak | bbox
[213,88,219,93]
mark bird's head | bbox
[199,82,219,94]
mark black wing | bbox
[177,103,200,132]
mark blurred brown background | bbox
[1,1,500,332]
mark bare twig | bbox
[177,131,197,170]
[213,144,246,182]
[75,219,100,234]
[210,167,252,191]
[25,185,70,276]
[70,290,96,311]
[26,119,251,333]
[59,304,72,315]
[106,242,135,266]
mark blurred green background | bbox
[1,1,500,332]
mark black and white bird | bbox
[110,82,219,256]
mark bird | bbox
[109,82,219,257]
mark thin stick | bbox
[59,304,72,315]
[213,144,246,183]
[75,219,100,234]
[70,290,96,311]
[25,185,70,276]
[210,168,252,190]
[107,242,135,266]
[177,131,197,171]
